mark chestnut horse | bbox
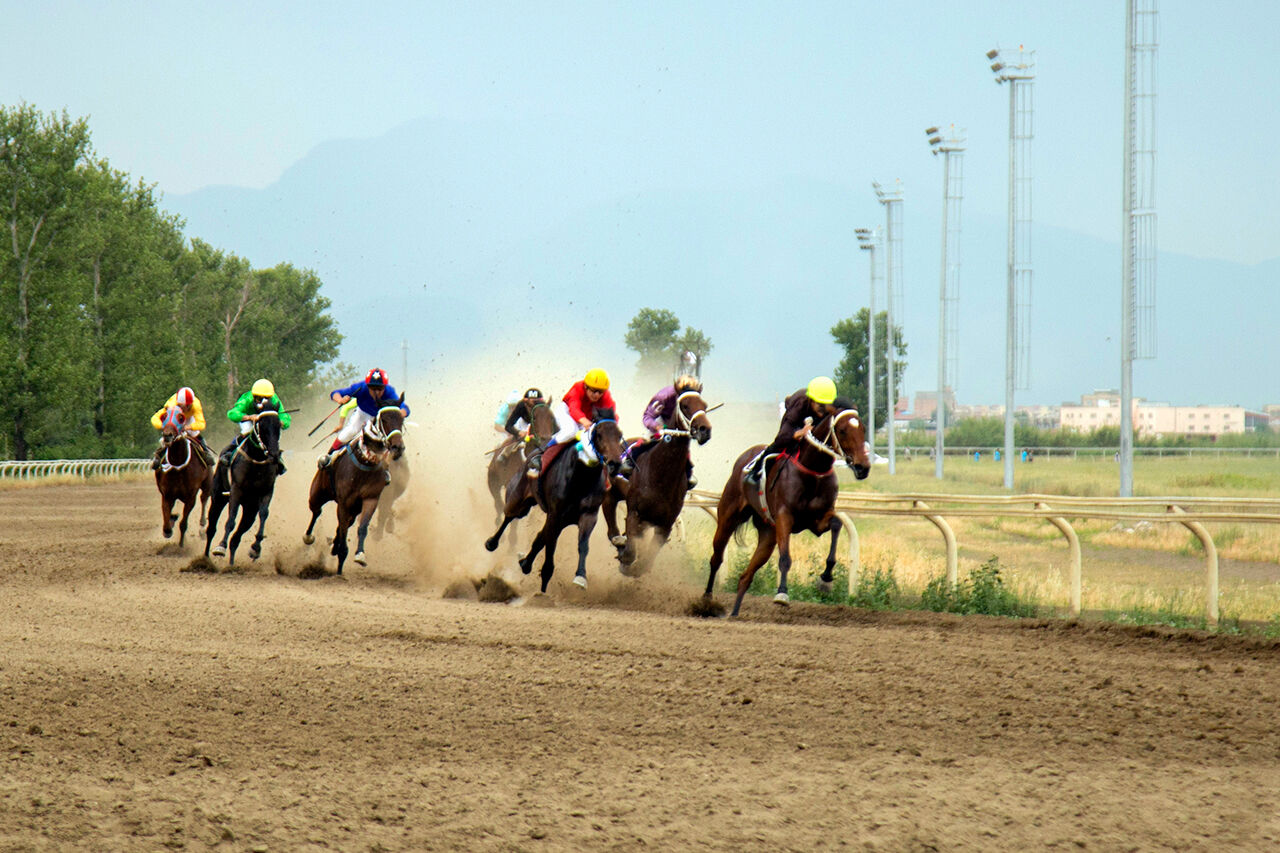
[704,403,870,616]
[483,411,624,593]
[602,390,712,574]
[303,402,406,574]
[154,415,213,547]
[485,401,556,524]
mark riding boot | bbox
[275,454,287,476]
[744,453,765,486]
[219,442,236,470]
[384,470,392,485]
[196,437,217,467]
[687,461,697,490]
[526,440,551,479]
[317,451,332,470]
[150,444,165,471]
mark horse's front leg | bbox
[248,491,274,560]
[352,497,379,567]
[332,505,353,575]
[539,522,562,594]
[706,502,749,599]
[618,506,643,571]
[603,486,625,549]
[160,493,175,540]
[177,495,196,547]
[730,524,778,618]
[212,490,240,558]
[818,512,843,592]
[519,519,551,577]
[227,495,260,566]
[773,512,796,606]
[572,510,600,589]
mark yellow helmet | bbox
[805,376,837,405]
[583,368,610,391]
[251,378,275,398]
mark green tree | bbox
[672,327,713,375]
[624,308,681,378]
[0,106,93,458]
[830,308,907,434]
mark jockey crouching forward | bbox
[317,368,410,477]
[618,374,701,489]
[150,386,217,469]
[525,369,616,479]
[743,376,840,486]
[493,387,546,461]
[219,378,292,474]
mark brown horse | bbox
[704,404,871,617]
[483,411,624,593]
[603,390,712,574]
[303,402,406,574]
[485,401,556,523]
[155,430,213,547]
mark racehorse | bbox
[205,403,282,566]
[602,390,712,574]
[483,410,624,593]
[303,401,406,574]
[154,409,213,547]
[703,402,871,617]
[486,401,556,524]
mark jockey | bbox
[744,376,840,486]
[526,369,616,479]
[494,389,523,434]
[149,386,216,469]
[504,387,547,439]
[219,378,291,474]
[618,374,702,488]
[317,368,409,469]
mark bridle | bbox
[578,418,619,468]
[355,405,406,467]
[160,433,196,472]
[802,408,863,469]
[659,391,711,438]
[235,410,279,466]
[363,405,405,445]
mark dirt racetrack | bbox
[2,480,1279,851]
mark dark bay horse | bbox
[704,404,871,617]
[603,390,712,574]
[486,402,556,524]
[205,406,282,566]
[303,402,406,574]
[154,423,213,547]
[483,411,624,593]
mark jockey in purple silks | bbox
[618,374,702,489]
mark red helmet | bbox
[365,368,387,388]
[175,387,195,407]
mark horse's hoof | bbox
[483,536,499,552]
[815,578,834,594]
[610,535,627,548]
[773,592,790,606]
[249,548,261,561]
[211,545,226,557]
[572,574,587,590]
[163,529,173,540]
[303,535,314,545]
[353,552,367,567]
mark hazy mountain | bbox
[168,115,1280,409]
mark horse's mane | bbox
[593,407,617,422]
[832,397,857,413]
[254,397,281,413]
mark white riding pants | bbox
[550,401,580,444]
[337,407,374,444]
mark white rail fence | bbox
[683,490,1280,627]
[0,459,151,480]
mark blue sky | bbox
[8,1,1279,267]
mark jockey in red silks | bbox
[525,368,617,478]
[618,374,703,488]
[318,368,410,469]
[150,386,217,469]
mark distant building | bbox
[912,389,956,422]
[1060,390,1267,437]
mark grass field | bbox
[676,453,1280,634]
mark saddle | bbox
[742,451,781,524]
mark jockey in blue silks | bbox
[317,368,410,469]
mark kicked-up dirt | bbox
[1,480,1279,851]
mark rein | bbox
[235,411,279,466]
[802,409,861,467]
[659,391,710,439]
[161,434,194,473]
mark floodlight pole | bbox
[991,46,1035,490]
[927,127,965,480]
[874,181,904,475]
[856,228,880,459]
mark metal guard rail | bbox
[681,490,1280,626]
[0,459,151,480]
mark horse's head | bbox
[159,405,185,438]
[251,397,282,458]
[367,399,407,460]
[676,391,712,446]
[828,400,871,480]
[529,401,556,442]
[589,408,625,476]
